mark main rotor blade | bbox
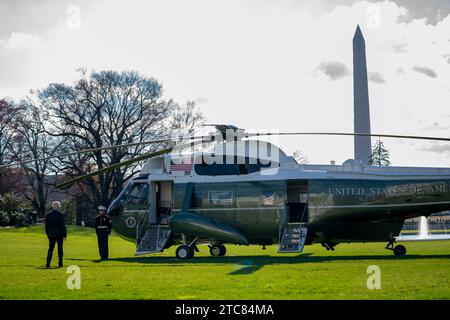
[0,136,205,169]
[56,139,204,190]
[244,132,450,142]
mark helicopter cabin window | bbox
[194,155,275,176]
[208,191,233,206]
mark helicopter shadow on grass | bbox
[68,253,450,275]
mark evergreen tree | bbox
[369,139,391,166]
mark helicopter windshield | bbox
[108,180,149,214]
[126,183,148,205]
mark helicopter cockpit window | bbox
[194,155,275,176]
[125,182,148,205]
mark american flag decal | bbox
[170,156,194,172]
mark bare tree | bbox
[39,70,203,207]
[171,100,204,137]
[9,98,66,216]
[0,99,24,194]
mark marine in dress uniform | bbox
[95,206,112,260]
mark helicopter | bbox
[4,125,450,259]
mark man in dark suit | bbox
[45,201,67,269]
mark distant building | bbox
[353,25,372,164]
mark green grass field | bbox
[0,225,449,300]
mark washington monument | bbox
[353,25,372,164]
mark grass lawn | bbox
[0,225,449,300]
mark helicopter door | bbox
[149,181,173,225]
[298,193,308,223]
[286,180,309,223]
[288,193,308,223]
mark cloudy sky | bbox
[1,0,449,167]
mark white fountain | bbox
[418,216,429,239]
[397,215,450,242]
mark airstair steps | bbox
[136,225,171,255]
[278,223,307,253]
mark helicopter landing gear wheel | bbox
[393,244,406,256]
[176,245,194,260]
[209,244,226,257]
[385,240,406,256]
